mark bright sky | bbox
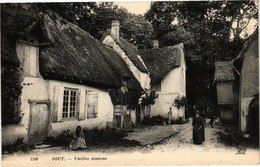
[114,1,151,15]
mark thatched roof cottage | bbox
[101,20,151,126]
[2,9,142,145]
[101,20,150,90]
[139,42,186,121]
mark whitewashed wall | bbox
[2,41,114,145]
[2,77,49,145]
[150,68,185,120]
[2,78,114,145]
[240,97,254,132]
[49,80,114,137]
[151,44,186,121]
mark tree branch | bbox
[239,15,254,31]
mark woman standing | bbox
[70,126,88,150]
[192,111,205,144]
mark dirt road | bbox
[2,121,259,166]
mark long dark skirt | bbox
[192,117,205,144]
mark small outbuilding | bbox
[214,61,239,124]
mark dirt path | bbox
[2,122,259,166]
[148,121,259,165]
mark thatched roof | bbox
[2,6,142,90]
[1,4,42,67]
[139,46,181,85]
[214,61,235,82]
[39,11,142,90]
[113,37,148,73]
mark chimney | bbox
[106,29,111,35]
[111,20,120,41]
[153,40,159,49]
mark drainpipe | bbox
[233,65,241,132]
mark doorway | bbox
[28,100,50,144]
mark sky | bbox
[114,1,151,15]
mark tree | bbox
[145,1,258,106]
[37,2,154,49]
[146,1,258,59]
[120,14,154,49]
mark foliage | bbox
[174,96,187,110]
[2,138,34,155]
[196,96,217,112]
[37,2,154,49]
[141,115,168,125]
[145,1,258,106]
[217,127,259,148]
[45,127,141,147]
[141,91,158,106]
[109,88,143,108]
[1,66,23,125]
[120,14,154,49]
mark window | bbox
[86,90,98,119]
[62,88,78,118]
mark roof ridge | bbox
[140,43,183,52]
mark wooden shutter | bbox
[52,85,64,122]
[86,90,98,118]
[16,42,38,76]
[26,45,37,76]
[78,89,86,120]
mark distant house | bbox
[102,20,150,90]
[102,20,151,124]
[214,61,238,123]
[139,42,186,121]
[2,11,142,145]
[233,30,258,137]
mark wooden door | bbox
[29,102,50,144]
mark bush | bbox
[171,118,188,124]
[141,115,168,125]
[45,130,73,146]
[83,127,127,145]
[2,138,33,154]
[45,127,136,147]
[2,66,23,125]
[217,127,259,148]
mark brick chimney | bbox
[111,20,120,41]
[106,29,111,35]
[153,40,159,49]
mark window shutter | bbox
[78,89,85,120]
[94,92,98,118]
[53,85,64,122]
[28,46,37,76]
[86,90,98,119]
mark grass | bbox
[44,127,141,149]
[2,138,34,155]
[216,126,259,148]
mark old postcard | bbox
[1,1,259,166]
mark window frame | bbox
[62,88,78,121]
